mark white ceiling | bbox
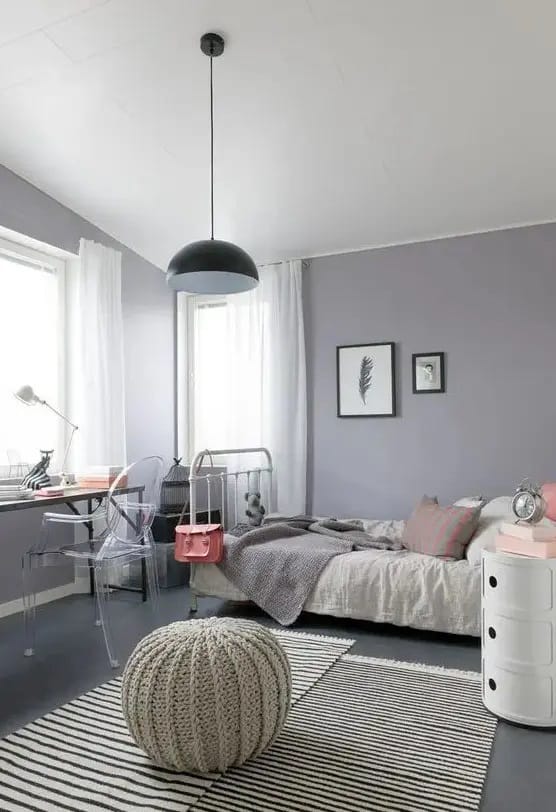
[0,0,555,268]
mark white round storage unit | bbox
[482,548,556,727]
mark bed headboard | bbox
[188,447,274,530]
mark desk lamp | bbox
[15,385,78,487]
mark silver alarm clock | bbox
[511,479,546,524]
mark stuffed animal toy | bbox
[245,492,266,527]
[227,492,267,537]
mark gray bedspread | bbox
[217,517,402,625]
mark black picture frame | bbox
[412,352,446,394]
[336,342,396,418]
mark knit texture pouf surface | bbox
[121,617,291,773]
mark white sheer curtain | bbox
[67,239,126,471]
[224,260,306,515]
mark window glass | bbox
[0,254,61,473]
[192,301,230,451]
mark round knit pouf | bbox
[121,618,291,773]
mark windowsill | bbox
[0,474,62,486]
[0,225,78,262]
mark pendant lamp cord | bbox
[210,54,214,240]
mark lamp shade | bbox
[15,385,40,405]
[166,239,259,294]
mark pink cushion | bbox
[541,483,556,522]
[403,497,481,560]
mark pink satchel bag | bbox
[175,523,224,563]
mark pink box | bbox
[496,532,556,558]
[499,521,556,542]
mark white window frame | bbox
[176,293,227,463]
[0,230,76,478]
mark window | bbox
[177,290,270,461]
[177,294,230,458]
[0,236,68,476]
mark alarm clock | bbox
[511,479,547,524]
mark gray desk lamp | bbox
[15,385,79,487]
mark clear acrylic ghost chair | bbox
[22,456,164,668]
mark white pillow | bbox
[481,496,513,518]
[454,496,487,509]
[464,496,513,566]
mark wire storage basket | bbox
[160,458,189,515]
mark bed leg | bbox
[188,564,198,613]
[189,590,198,614]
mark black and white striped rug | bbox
[0,630,496,811]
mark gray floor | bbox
[0,588,554,811]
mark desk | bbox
[0,485,147,601]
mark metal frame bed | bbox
[182,445,481,637]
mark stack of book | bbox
[0,485,34,502]
[77,465,125,489]
[36,486,65,497]
[496,521,556,558]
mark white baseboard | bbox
[0,578,89,620]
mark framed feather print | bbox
[336,342,396,417]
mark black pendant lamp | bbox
[166,33,259,294]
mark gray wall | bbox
[305,223,556,519]
[0,165,175,602]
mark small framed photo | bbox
[337,342,396,417]
[412,352,446,394]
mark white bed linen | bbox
[191,528,481,637]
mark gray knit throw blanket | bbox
[218,517,402,625]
